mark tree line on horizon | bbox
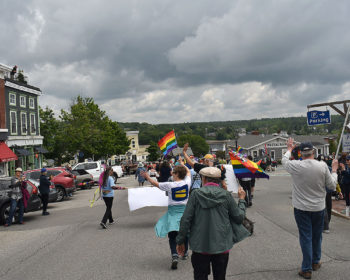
[118,115,344,145]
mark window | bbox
[47,170,61,177]
[86,163,98,170]
[75,163,86,170]
[10,111,17,135]
[20,96,26,107]
[29,98,35,109]
[132,140,135,148]
[253,150,258,158]
[30,113,36,134]
[270,150,275,160]
[21,112,27,134]
[9,93,16,106]
[27,172,40,180]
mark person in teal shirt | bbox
[100,166,118,229]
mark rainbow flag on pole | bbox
[237,145,243,154]
[229,151,269,179]
[158,130,178,156]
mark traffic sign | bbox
[307,110,331,126]
[343,134,350,153]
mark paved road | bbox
[1,172,349,280]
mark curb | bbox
[331,209,350,220]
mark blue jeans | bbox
[294,208,324,272]
[7,198,24,225]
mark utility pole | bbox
[307,99,350,158]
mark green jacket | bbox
[176,185,250,254]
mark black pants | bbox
[102,197,114,224]
[168,231,188,256]
[239,180,252,205]
[41,193,49,213]
[344,184,350,206]
[191,252,229,280]
[323,192,332,230]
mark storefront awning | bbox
[0,142,18,162]
[15,148,31,156]
[35,146,49,153]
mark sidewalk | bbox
[332,198,350,220]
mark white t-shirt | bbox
[159,175,191,206]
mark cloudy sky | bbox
[1,0,349,123]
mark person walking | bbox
[39,168,52,216]
[339,155,350,217]
[176,167,249,280]
[4,168,27,227]
[142,163,191,270]
[282,138,338,279]
[135,163,146,186]
[100,166,118,229]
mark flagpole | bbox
[336,106,350,158]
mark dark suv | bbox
[24,168,76,201]
[0,176,41,224]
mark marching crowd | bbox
[4,138,350,280]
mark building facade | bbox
[0,63,46,176]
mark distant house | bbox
[230,134,330,161]
[0,63,46,176]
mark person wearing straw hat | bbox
[176,167,248,280]
[135,163,146,186]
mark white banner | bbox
[128,187,168,211]
[343,134,350,153]
[223,164,239,193]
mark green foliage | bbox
[146,141,159,161]
[215,151,226,160]
[177,134,209,157]
[40,96,130,164]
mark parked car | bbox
[24,168,76,202]
[71,169,94,189]
[0,176,41,224]
[26,178,58,203]
[111,165,123,182]
[72,161,104,183]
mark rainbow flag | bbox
[229,151,269,179]
[237,145,243,154]
[158,130,178,156]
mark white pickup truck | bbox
[72,161,123,183]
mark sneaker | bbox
[171,257,178,270]
[42,212,50,216]
[4,224,9,227]
[109,221,115,225]
[298,270,312,279]
[181,253,188,260]
[100,222,107,229]
[323,229,330,234]
[312,263,321,271]
[19,222,25,225]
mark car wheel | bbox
[0,202,19,224]
[56,186,65,202]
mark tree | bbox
[147,141,160,161]
[59,96,130,161]
[39,106,66,163]
[178,134,209,157]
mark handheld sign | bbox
[343,134,350,153]
[307,110,331,126]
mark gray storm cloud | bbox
[1,0,349,123]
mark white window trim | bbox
[21,112,27,135]
[29,97,35,109]
[30,113,36,135]
[10,110,17,135]
[9,92,16,106]
[20,95,26,108]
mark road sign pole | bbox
[336,105,350,158]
